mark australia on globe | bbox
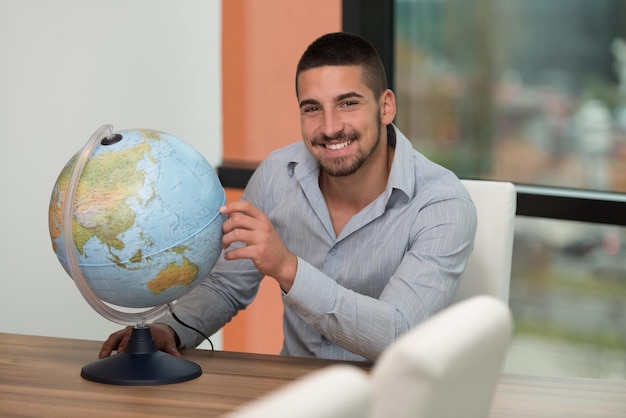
[48,128,225,309]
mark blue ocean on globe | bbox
[49,129,226,308]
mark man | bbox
[100,32,476,362]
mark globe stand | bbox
[81,326,202,386]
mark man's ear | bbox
[380,89,396,125]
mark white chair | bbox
[369,295,514,418]
[454,179,517,303]
[224,364,372,418]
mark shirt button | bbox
[329,247,337,255]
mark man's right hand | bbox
[98,323,181,359]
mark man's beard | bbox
[315,124,382,177]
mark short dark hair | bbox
[295,32,388,99]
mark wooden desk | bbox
[1,333,625,417]
[0,332,367,417]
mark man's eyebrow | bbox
[299,92,365,108]
[299,98,320,108]
[336,91,365,101]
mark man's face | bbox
[297,65,389,177]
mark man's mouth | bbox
[323,140,352,150]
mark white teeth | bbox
[325,140,352,150]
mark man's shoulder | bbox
[254,142,316,179]
[393,130,470,203]
[264,141,308,163]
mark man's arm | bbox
[282,198,477,361]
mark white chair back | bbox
[369,295,514,418]
[455,180,517,303]
[225,365,372,418]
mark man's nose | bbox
[321,109,344,138]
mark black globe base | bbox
[81,326,202,386]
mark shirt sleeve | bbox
[158,253,264,348]
[282,197,477,361]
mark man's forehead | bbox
[296,65,369,98]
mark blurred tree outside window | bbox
[395,0,626,380]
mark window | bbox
[344,0,626,380]
[395,0,626,193]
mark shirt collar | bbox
[288,124,416,203]
[387,124,416,203]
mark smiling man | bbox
[100,32,477,362]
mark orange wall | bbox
[222,0,342,162]
[221,1,342,353]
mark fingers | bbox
[98,325,181,359]
[220,202,267,234]
[150,323,181,358]
[161,343,181,357]
[219,201,263,218]
[218,200,296,288]
[220,201,271,249]
[99,326,132,359]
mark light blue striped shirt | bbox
[164,126,476,362]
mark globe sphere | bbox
[48,127,225,309]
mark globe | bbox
[49,125,225,310]
[47,124,225,385]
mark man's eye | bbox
[342,101,357,107]
[303,106,320,113]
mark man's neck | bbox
[319,141,395,235]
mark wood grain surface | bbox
[1,332,625,417]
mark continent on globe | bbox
[147,257,199,295]
[49,128,226,309]
[50,141,153,257]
